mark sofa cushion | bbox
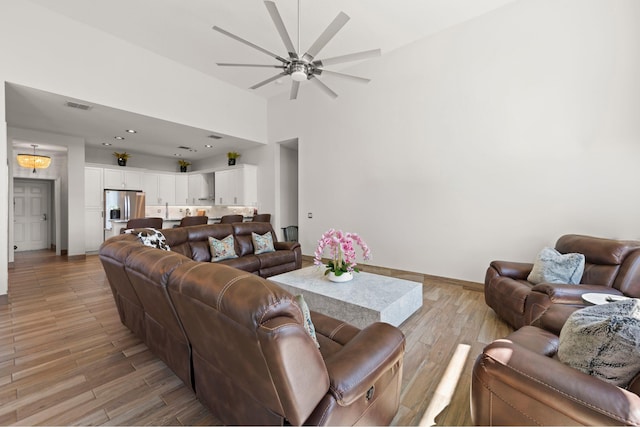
[219,254,261,273]
[527,247,585,285]
[208,235,238,262]
[252,232,275,255]
[558,299,640,387]
[257,249,296,269]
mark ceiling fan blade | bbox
[313,48,381,67]
[290,81,300,100]
[309,76,338,99]
[250,72,287,90]
[264,1,297,58]
[302,12,350,62]
[317,69,370,83]
[213,26,287,63]
[217,63,285,68]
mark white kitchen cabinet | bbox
[175,174,189,205]
[142,173,159,204]
[143,172,176,205]
[158,174,176,205]
[104,168,143,190]
[214,165,257,206]
[84,167,103,208]
[84,167,104,252]
[85,209,104,251]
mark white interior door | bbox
[14,180,51,252]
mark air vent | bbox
[65,101,92,110]
[177,145,198,153]
[208,134,222,140]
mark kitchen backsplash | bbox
[145,205,256,220]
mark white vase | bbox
[327,271,353,283]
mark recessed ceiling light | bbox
[102,142,112,146]
[208,134,222,140]
[204,144,213,148]
[114,136,125,140]
[125,129,137,134]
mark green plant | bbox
[178,159,191,167]
[113,151,130,160]
[227,151,241,159]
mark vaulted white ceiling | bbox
[9,0,518,159]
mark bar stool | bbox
[252,213,271,223]
[219,214,243,224]
[178,216,208,227]
[121,217,163,233]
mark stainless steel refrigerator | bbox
[104,189,146,231]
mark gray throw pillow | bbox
[527,247,585,284]
[294,294,319,348]
[558,299,640,387]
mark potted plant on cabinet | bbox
[227,151,241,166]
[113,151,130,166]
[178,159,191,172]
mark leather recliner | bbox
[484,234,640,329]
[471,325,640,425]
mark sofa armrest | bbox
[472,328,640,425]
[531,283,623,304]
[489,260,533,280]
[323,322,405,406]
[274,241,300,251]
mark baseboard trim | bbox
[0,295,8,306]
[301,255,483,292]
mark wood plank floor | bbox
[3,250,512,425]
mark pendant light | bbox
[17,144,51,173]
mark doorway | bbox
[13,179,52,252]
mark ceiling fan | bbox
[212,0,381,100]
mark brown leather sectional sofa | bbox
[484,234,640,329]
[99,222,406,425]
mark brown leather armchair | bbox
[471,325,640,425]
[484,234,640,329]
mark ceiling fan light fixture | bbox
[290,62,308,81]
[291,70,307,82]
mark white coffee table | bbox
[268,266,423,329]
[581,292,629,305]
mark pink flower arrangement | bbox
[314,229,371,276]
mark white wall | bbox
[268,0,640,282]
[1,0,267,297]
